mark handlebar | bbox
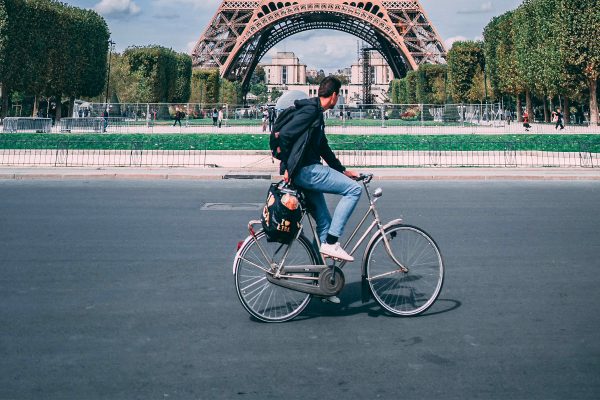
[356,173,373,184]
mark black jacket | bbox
[278,97,345,177]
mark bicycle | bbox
[233,173,444,322]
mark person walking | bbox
[173,109,182,127]
[554,108,564,130]
[217,107,224,128]
[523,110,531,132]
[278,76,361,291]
[268,107,276,132]
[212,108,218,127]
[262,108,269,132]
[102,109,109,133]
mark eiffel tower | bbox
[191,1,446,95]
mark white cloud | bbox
[457,1,494,14]
[265,31,359,72]
[152,0,220,11]
[94,0,141,18]
[444,36,468,49]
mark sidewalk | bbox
[2,165,600,181]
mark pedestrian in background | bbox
[523,110,531,132]
[218,108,224,128]
[553,108,564,130]
[262,108,269,132]
[212,108,218,126]
[173,109,182,127]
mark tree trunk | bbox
[516,95,522,122]
[32,95,38,117]
[543,96,549,123]
[590,76,598,126]
[526,90,533,122]
[0,83,8,119]
[68,95,75,118]
[564,97,570,125]
[55,95,62,123]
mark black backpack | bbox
[269,106,296,160]
[261,182,303,244]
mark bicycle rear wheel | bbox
[233,231,317,322]
[365,224,444,316]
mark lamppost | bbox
[105,39,116,113]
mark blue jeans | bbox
[294,164,362,244]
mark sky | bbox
[63,0,523,72]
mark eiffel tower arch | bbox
[191,1,446,96]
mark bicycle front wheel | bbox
[233,231,317,322]
[366,224,444,316]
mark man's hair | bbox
[318,76,342,98]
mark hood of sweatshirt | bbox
[294,97,322,111]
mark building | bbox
[259,51,394,105]
[262,52,307,85]
[350,52,393,86]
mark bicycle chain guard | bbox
[318,266,345,296]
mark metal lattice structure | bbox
[191,0,446,95]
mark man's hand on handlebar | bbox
[283,170,290,183]
[343,170,360,180]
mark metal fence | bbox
[336,141,598,168]
[0,137,597,168]
[0,138,209,167]
[2,117,53,133]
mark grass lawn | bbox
[1,133,599,152]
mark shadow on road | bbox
[247,281,462,322]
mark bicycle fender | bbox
[360,219,404,277]
[233,235,254,275]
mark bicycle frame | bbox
[245,175,408,282]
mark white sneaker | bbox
[320,242,354,262]
[322,295,341,304]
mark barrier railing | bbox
[335,140,598,168]
[0,138,209,167]
[0,137,596,168]
[2,118,52,133]
[59,117,127,133]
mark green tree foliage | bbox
[561,0,599,125]
[126,46,180,103]
[105,53,137,103]
[405,71,418,104]
[190,68,220,105]
[0,0,7,72]
[172,53,192,103]
[250,66,266,85]
[0,0,108,118]
[389,80,400,104]
[447,41,487,103]
[219,79,241,105]
[416,64,448,104]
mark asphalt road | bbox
[1,179,599,399]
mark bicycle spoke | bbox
[367,225,443,316]
[234,232,316,322]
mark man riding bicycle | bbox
[279,76,361,265]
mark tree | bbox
[561,0,599,125]
[125,45,184,103]
[447,41,484,102]
[0,0,108,118]
[250,66,266,85]
[190,69,220,105]
[405,71,418,104]
[0,0,8,116]
[171,53,192,103]
[389,80,400,104]
[220,79,241,105]
[416,64,448,104]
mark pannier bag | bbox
[261,182,303,243]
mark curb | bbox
[2,167,600,181]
